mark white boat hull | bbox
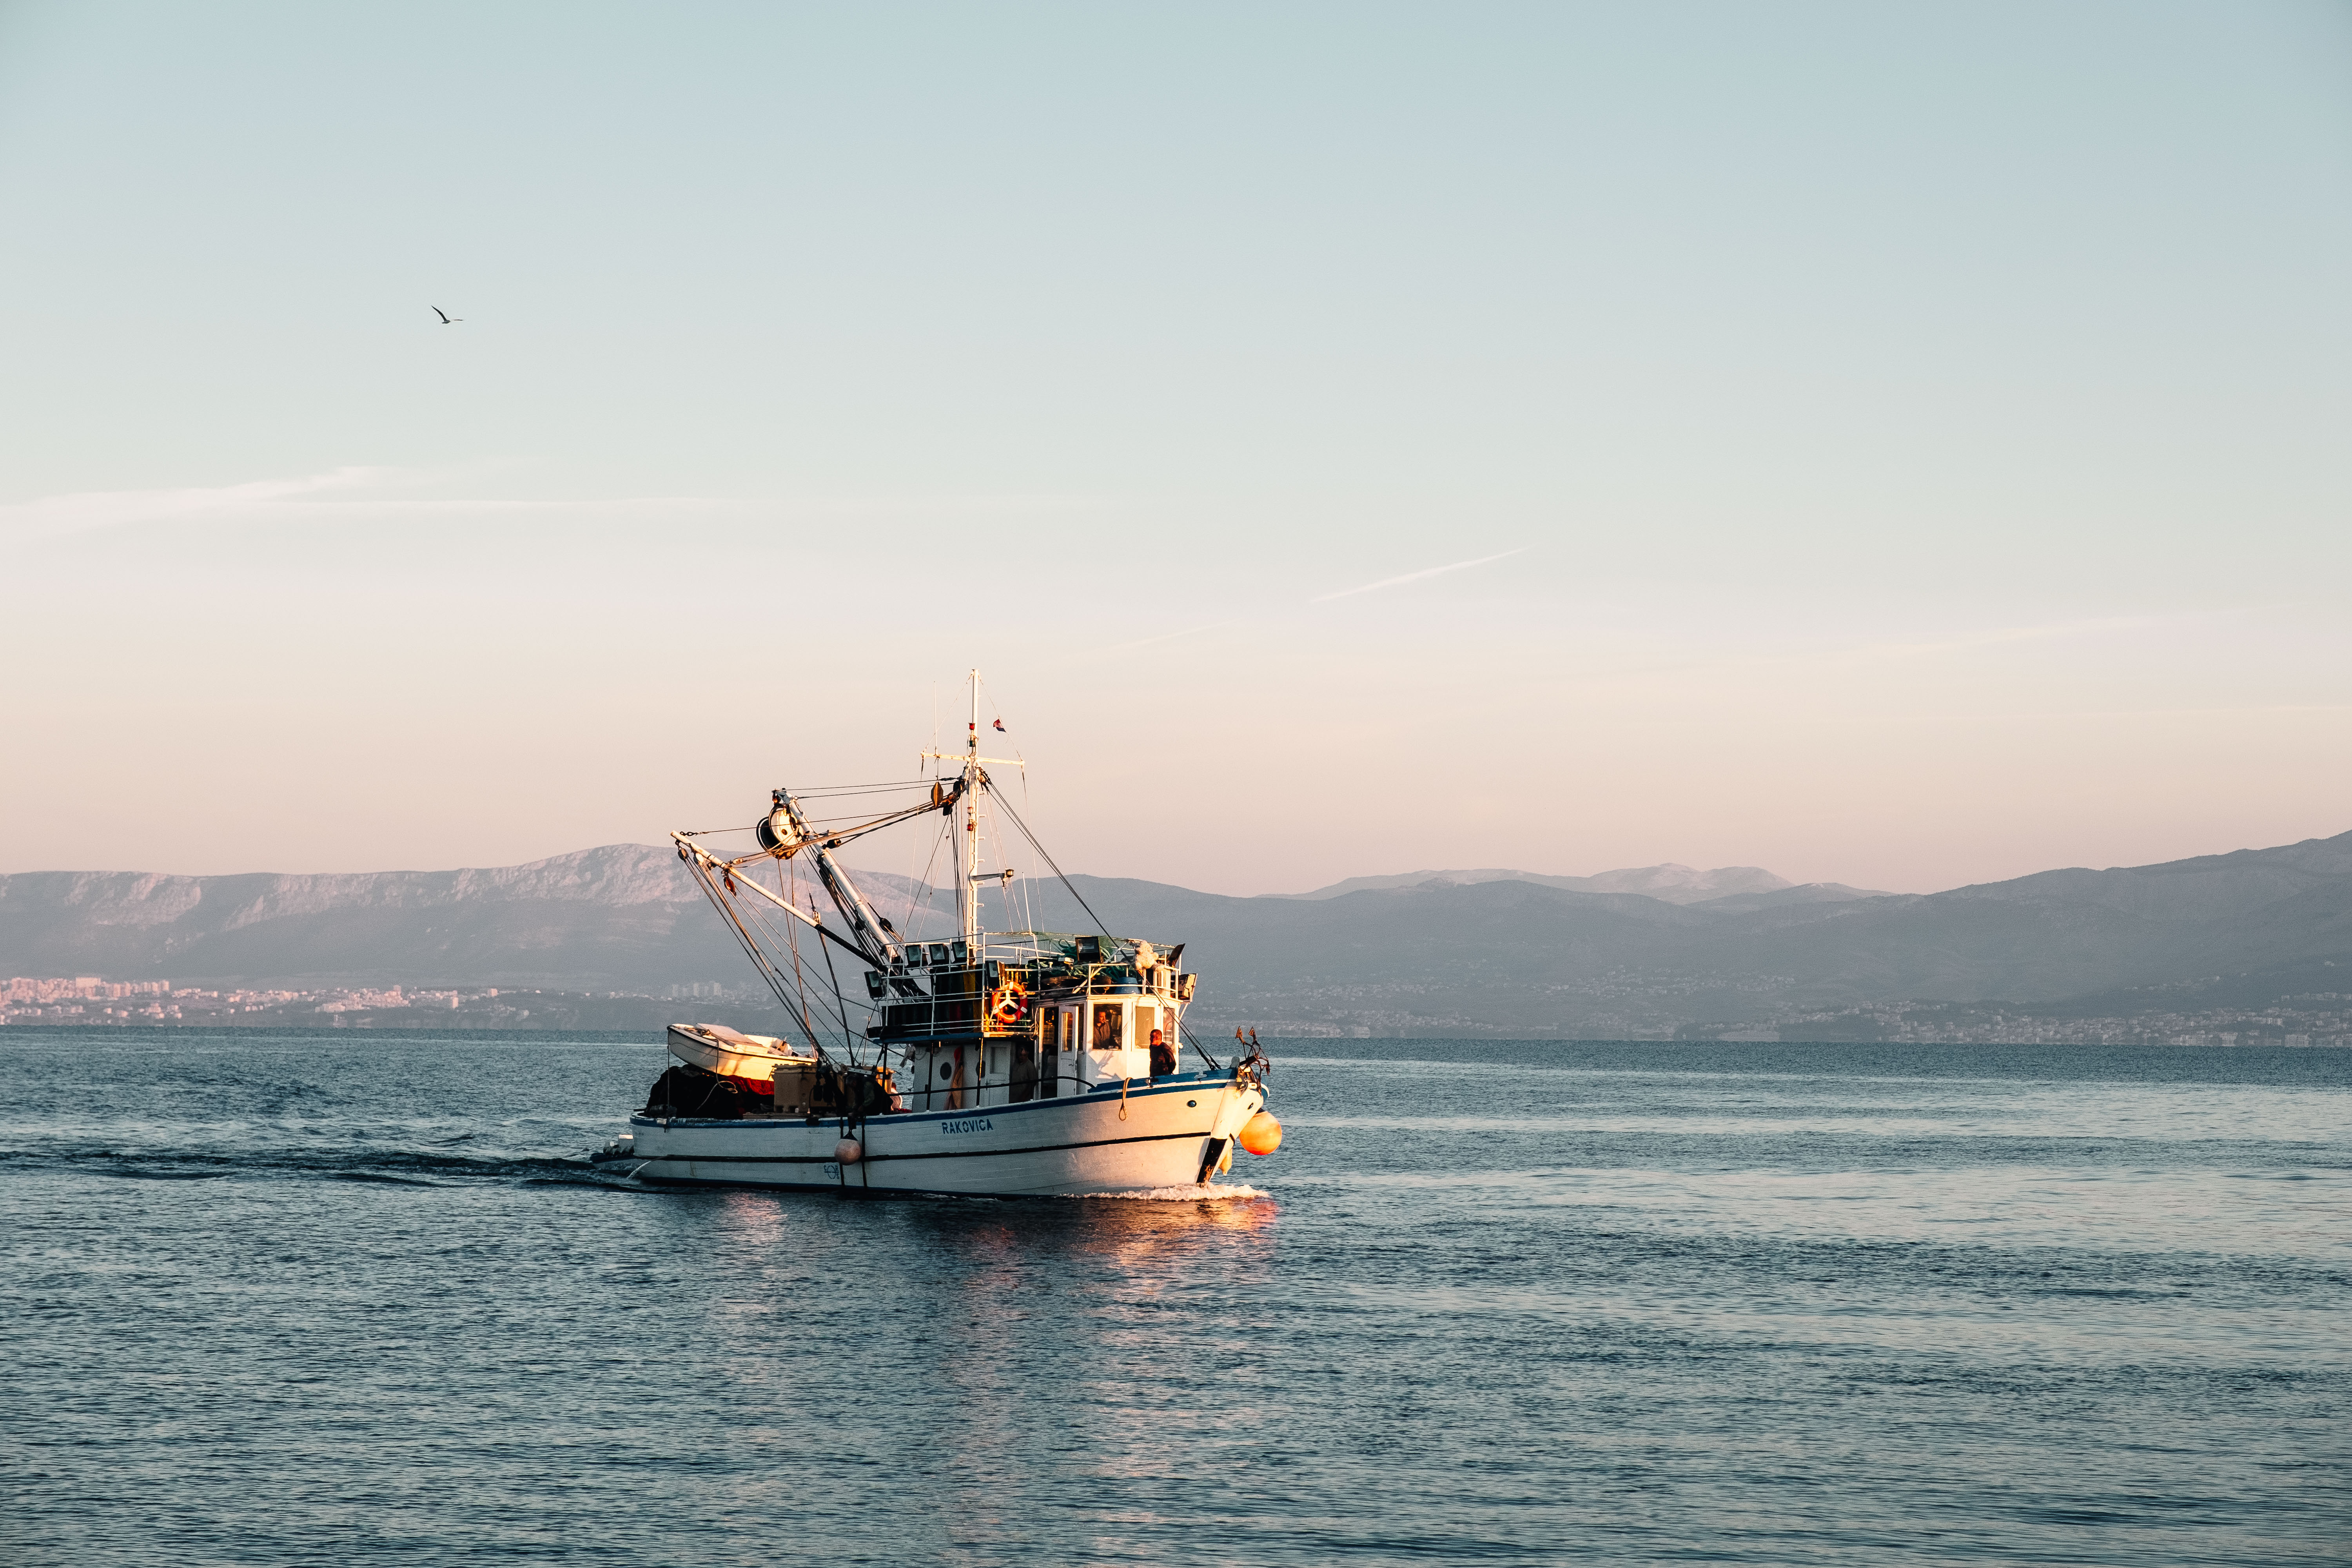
[625,1069,1264,1197]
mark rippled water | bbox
[3,1030,2345,1565]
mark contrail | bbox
[1312,547,1526,604]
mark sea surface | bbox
[2,1030,2345,1566]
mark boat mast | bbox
[920,669,1019,946]
[959,667,981,942]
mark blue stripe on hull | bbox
[621,1072,1259,1197]
[628,1073,1221,1135]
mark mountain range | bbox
[1279,864,1889,909]
[4,832,2348,1038]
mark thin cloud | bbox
[0,466,388,538]
[0,471,1120,538]
[1312,547,1527,604]
[1855,615,2178,662]
[1563,614,2200,687]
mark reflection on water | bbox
[2,1030,2345,1567]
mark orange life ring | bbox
[989,980,1029,1023]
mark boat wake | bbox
[1087,1181,1269,1201]
[5,1143,627,1190]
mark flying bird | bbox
[431,306,462,325]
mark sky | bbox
[3,1,2349,895]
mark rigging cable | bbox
[812,891,861,1062]
[780,858,822,1051]
[735,890,826,1047]
[680,848,878,1054]
[682,853,813,1048]
[764,864,879,1027]
[905,807,949,941]
[989,788,1113,940]
[1180,1020,1223,1072]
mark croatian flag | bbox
[993,719,1006,732]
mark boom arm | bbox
[670,832,877,969]
[774,787,905,969]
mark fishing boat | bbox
[604,671,1280,1196]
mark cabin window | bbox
[1092,1003,1123,1051]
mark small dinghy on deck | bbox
[608,670,1278,1198]
[664,1023,813,1082]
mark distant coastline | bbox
[7,830,2349,1042]
[7,971,2347,1047]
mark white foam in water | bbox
[1087,1181,1269,1201]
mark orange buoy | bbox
[835,1137,864,1164]
[1237,1111,1283,1156]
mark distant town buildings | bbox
[5,973,2348,1044]
[1,977,504,1025]
[0,976,759,1029]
